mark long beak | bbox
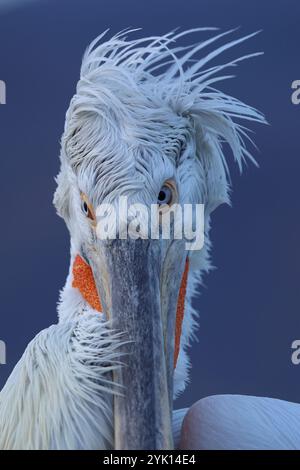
[87,238,174,450]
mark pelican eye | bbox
[158,187,172,205]
[80,193,96,224]
[82,201,89,215]
[157,180,177,210]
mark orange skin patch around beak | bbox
[72,255,102,312]
[174,257,189,368]
[72,254,189,369]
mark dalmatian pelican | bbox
[1,28,299,450]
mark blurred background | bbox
[0,0,299,410]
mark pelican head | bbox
[53,29,265,450]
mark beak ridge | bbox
[89,238,174,450]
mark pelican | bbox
[1,28,299,450]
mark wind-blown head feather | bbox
[55,28,265,217]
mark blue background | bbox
[0,0,299,410]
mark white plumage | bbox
[180,395,300,449]
[1,29,297,450]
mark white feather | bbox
[0,313,122,449]
[180,395,300,449]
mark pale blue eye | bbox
[158,186,172,205]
